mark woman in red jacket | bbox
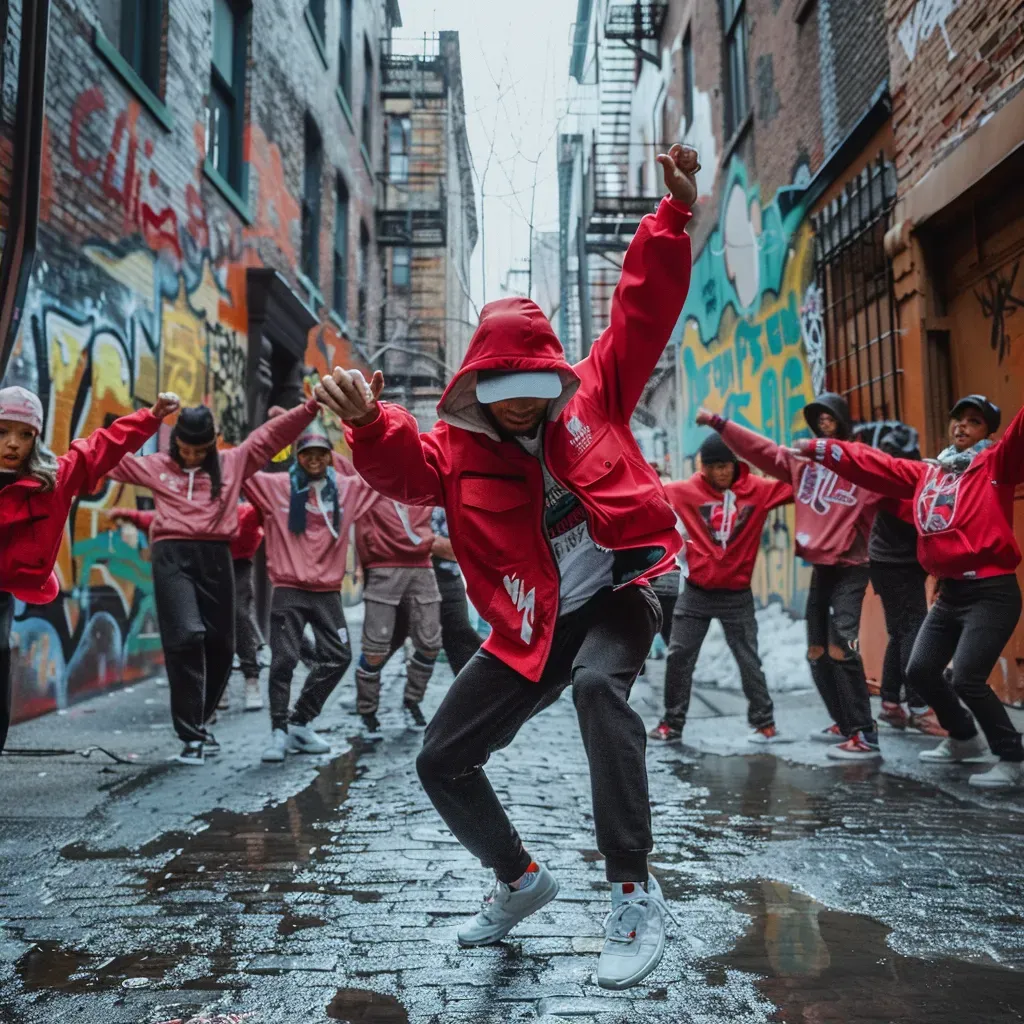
[794,395,1024,790]
[0,385,179,752]
[107,398,320,765]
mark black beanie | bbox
[699,433,738,466]
[173,406,216,445]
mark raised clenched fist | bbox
[656,145,700,208]
[315,368,385,427]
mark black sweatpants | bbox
[905,575,1023,762]
[391,568,482,677]
[152,540,235,744]
[662,583,774,730]
[0,591,13,754]
[233,558,264,679]
[805,564,873,736]
[269,587,352,732]
[417,585,660,884]
[869,561,927,708]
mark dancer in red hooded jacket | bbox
[649,433,793,744]
[315,144,698,992]
[107,398,320,765]
[794,395,1024,791]
[698,394,883,761]
[0,386,179,752]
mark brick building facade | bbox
[0,0,403,722]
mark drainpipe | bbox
[0,0,51,381]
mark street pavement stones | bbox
[1,633,1023,1022]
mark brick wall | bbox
[888,0,1024,194]
[0,0,20,242]
[2,0,388,722]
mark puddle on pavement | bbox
[16,940,183,992]
[326,987,408,1022]
[710,879,1024,1024]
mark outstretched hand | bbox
[315,368,385,427]
[695,407,716,427]
[150,392,180,420]
[657,144,700,208]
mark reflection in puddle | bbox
[16,941,183,992]
[325,987,408,1022]
[716,880,1024,1023]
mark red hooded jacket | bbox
[665,465,793,591]
[112,502,265,561]
[355,496,434,570]
[346,197,692,681]
[715,419,881,566]
[0,409,161,604]
[800,403,1024,580]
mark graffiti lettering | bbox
[975,260,1022,366]
[897,0,960,63]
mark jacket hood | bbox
[804,392,853,439]
[437,297,579,440]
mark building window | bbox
[333,177,350,318]
[207,0,248,194]
[682,28,694,132]
[361,37,374,156]
[307,0,326,45]
[388,116,411,183]
[302,116,323,283]
[338,0,353,104]
[97,0,164,95]
[357,221,370,338]
[393,247,411,289]
[722,0,749,139]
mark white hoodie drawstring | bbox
[185,467,198,502]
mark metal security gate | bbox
[812,153,901,422]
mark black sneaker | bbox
[360,712,383,740]
[404,700,427,729]
[203,732,221,756]
[176,741,205,766]
[648,721,682,743]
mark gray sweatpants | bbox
[269,588,352,731]
[662,583,774,730]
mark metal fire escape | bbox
[583,3,668,337]
[376,36,449,394]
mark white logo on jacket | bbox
[796,463,858,516]
[393,501,427,545]
[566,415,593,454]
[503,573,536,645]
[916,468,961,534]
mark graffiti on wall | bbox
[897,0,960,63]
[672,157,817,612]
[1,72,321,719]
[975,260,1022,366]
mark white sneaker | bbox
[919,734,993,763]
[748,726,794,745]
[968,761,1024,790]
[456,864,559,947]
[261,728,290,763]
[597,875,674,990]
[288,722,330,754]
[244,678,264,712]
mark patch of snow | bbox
[693,603,813,693]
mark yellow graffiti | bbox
[161,284,208,407]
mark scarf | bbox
[934,438,994,475]
[288,463,340,536]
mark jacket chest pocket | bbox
[459,475,531,517]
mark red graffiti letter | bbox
[70,86,106,178]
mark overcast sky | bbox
[398,0,579,312]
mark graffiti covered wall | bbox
[2,66,362,720]
[673,158,819,613]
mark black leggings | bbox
[905,575,1023,761]
[152,540,235,743]
[869,561,928,708]
[0,591,13,754]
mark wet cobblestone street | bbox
[2,652,1023,1023]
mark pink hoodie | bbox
[108,399,318,543]
[717,420,881,566]
[243,453,378,591]
[355,495,434,570]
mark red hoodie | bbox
[355,496,434,570]
[112,502,264,561]
[665,465,793,590]
[346,196,693,681]
[108,400,318,544]
[715,419,881,567]
[245,454,378,590]
[800,403,1024,580]
[0,409,161,604]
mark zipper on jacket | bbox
[185,468,198,502]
